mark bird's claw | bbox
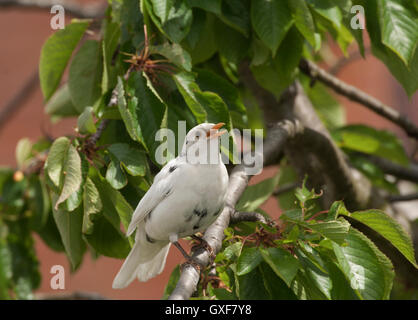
[191,235,215,264]
[181,259,202,273]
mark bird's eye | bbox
[194,135,199,140]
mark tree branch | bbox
[299,58,418,140]
[358,153,418,184]
[0,0,107,18]
[387,193,418,203]
[0,69,39,134]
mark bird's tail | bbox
[112,223,170,289]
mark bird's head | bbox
[181,123,227,161]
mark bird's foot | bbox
[181,260,202,273]
[191,235,215,263]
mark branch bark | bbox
[358,153,418,184]
[387,193,418,203]
[299,58,418,140]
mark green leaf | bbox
[260,247,300,286]
[295,246,332,299]
[126,72,168,160]
[44,137,71,188]
[77,107,96,134]
[39,20,90,100]
[162,265,181,299]
[287,0,317,48]
[214,19,249,64]
[339,209,417,268]
[276,164,299,210]
[82,177,102,235]
[37,212,65,252]
[0,223,12,299]
[114,0,144,47]
[324,257,359,300]
[54,144,82,210]
[185,12,217,64]
[332,125,409,165]
[357,0,418,96]
[378,0,418,67]
[116,77,144,144]
[238,267,271,299]
[301,76,345,130]
[15,138,32,169]
[150,42,192,71]
[28,176,50,231]
[333,228,394,300]
[236,174,279,212]
[259,262,298,299]
[108,143,147,176]
[83,214,131,258]
[307,0,343,28]
[251,0,293,55]
[106,154,128,190]
[102,21,120,94]
[236,247,263,276]
[44,84,79,118]
[224,242,242,261]
[150,0,193,43]
[52,195,86,270]
[196,68,247,115]
[195,91,232,131]
[173,72,207,123]
[307,218,351,245]
[68,40,102,113]
[189,0,221,14]
[91,171,133,234]
[251,27,304,97]
[338,0,365,56]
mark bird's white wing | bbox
[126,158,182,236]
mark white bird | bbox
[112,123,229,289]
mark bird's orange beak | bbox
[207,122,227,139]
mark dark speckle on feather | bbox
[169,166,177,173]
[193,208,207,218]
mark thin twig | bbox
[0,69,39,134]
[387,193,418,203]
[299,58,418,140]
[358,153,418,184]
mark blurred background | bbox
[0,0,417,299]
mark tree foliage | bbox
[0,0,417,299]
